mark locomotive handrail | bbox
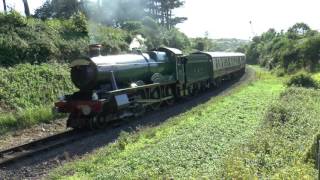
[108,81,177,95]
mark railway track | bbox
[0,130,94,166]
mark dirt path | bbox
[0,67,255,180]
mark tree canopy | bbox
[34,0,187,29]
[245,23,320,73]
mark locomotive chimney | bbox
[89,44,102,57]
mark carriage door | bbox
[176,56,186,84]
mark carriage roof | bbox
[192,51,245,58]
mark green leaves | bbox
[246,23,320,73]
[0,64,74,134]
[0,63,75,110]
[0,11,89,66]
[287,72,319,88]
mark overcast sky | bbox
[2,0,320,40]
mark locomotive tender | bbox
[55,45,246,129]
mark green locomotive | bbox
[55,46,245,129]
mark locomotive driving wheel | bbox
[88,115,108,129]
[96,115,108,129]
[88,116,98,130]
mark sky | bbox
[0,0,45,14]
[2,0,320,40]
[175,0,320,40]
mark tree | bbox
[2,0,7,13]
[287,23,311,39]
[163,28,190,50]
[299,35,320,71]
[192,37,214,51]
[34,0,82,19]
[22,0,30,16]
[34,1,53,20]
[146,0,187,29]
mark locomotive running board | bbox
[136,96,174,103]
[109,81,177,95]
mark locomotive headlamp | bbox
[80,105,91,115]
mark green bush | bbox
[265,102,291,124]
[0,63,75,110]
[0,11,89,66]
[0,63,74,134]
[287,72,319,88]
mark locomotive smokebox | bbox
[89,44,102,57]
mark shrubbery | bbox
[287,72,319,88]
[0,63,75,133]
[0,12,90,66]
[0,11,196,67]
[245,23,320,73]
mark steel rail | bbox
[0,130,93,166]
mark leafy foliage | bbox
[0,64,75,134]
[287,72,319,88]
[89,23,132,54]
[0,63,75,110]
[245,23,320,73]
[35,0,187,30]
[0,11,89,66]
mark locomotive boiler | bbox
[70,46,179,91]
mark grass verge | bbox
[222,87,320,179]
[0,107,65,135]
[49,67,285,179]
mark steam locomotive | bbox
[54,45,246,129]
